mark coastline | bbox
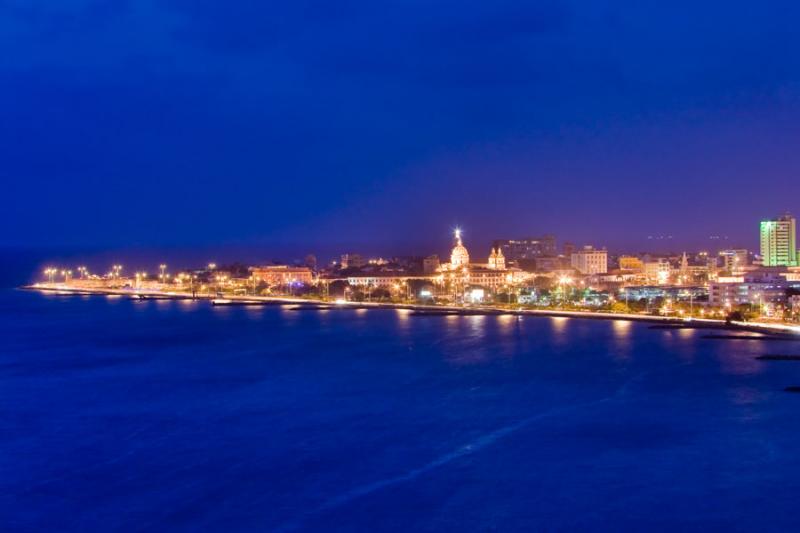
[20,283,800,337]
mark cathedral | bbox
[449,228,470,268]
[488,247,506,270]
[445,228,505,271]
[439,229,524,294]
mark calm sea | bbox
[2,286,800,531]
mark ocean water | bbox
[2,289,800,532]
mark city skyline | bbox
[31,212,798,273]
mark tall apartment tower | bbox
[760,214,797,267]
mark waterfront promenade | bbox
[23,283,800,336]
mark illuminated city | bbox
[29,213,800,330]
[5,2,800,531]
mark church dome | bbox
[450,229,470,267]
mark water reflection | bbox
[611,320,632,360]
[278,305,297,322]
[728,386,763,406]
[727,386,765,422]
[497,314,515,335]
[466,315,486,337]
[395,308,410,334]
[715,347,764,376]
[550,316,569,347]
[244,306,264,321]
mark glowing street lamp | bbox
[558,276,572,304]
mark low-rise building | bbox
[251,265,314,285]
[718,249,749,274]
[708,270,789,307]
[618,256,644,271]
[571,246,608,275]
[644,259,671,284]
[423,255,440,274]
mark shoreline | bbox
[19,283,800,337]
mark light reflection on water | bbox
[611,320,633,360]
[728,386,766,421]
[10,289,800,531]
[550,316,569,347]
[466,314,486,332]
[496,314,515,335]
[716,346,765,376]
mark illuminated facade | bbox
[570,246,608,275]
[618,256,644,271]
[644,259,671,284]
[487,247,506,269]
[760,214,797,267]
[718,249,748,273]
[492,236,556,260]
[440,228,526,296]
[251,265,314,285]
[450,228,470,268]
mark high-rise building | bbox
[492,236,556,260]
[571,246,608,275]
[760,214,797,267]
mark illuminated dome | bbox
[450,228,470,268]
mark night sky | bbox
[3,1,800,256]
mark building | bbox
[251,265,314,285]
[347,274,409,288]
[467,268,512,290]
[643,259,671,284]
[487,247,506,269]
[492,236,556,260]
[618,256,644,272]
[450,229,470,268]
[708,269,790,307]
[571,246,608,275]
[438,228,528,297]
[760,214,797,267]
[423,255,440,274]
[718,249,749,273]
[533,256,566,272]
[340,253,366,269]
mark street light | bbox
[558,276,572,305]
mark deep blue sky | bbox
[2,1,800,256]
